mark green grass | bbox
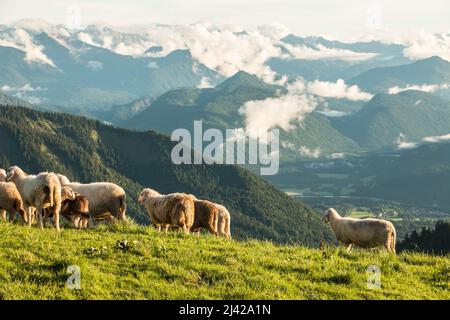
[0,222,448,300]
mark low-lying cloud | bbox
[282,43,378,61]
[403,32,450,62]
[239,93,317,140]
[0,28,56,67]
[306,79,373,101]
[299,146,321,158]
[388,83,450,94]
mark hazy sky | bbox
[1,0,449,36]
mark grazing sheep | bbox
[190,199,219,236]
[6,166,62,231]
[57,174,126,222]
[188,194,231,239]
[138,188,194,232]
[323,208,396,254]
[0,182,27,223]
[45,187,90,229]
[216,204,232,239]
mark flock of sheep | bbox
[0,166,231,238]
[1,166,397,253]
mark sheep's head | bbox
[57,174,71,185]
[138,188,160,203]
[323,208,339,224]
[0,169,6,182]
[6,166,26,182]
[61,186,76,201]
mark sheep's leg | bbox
[207,225,218,236]
[27,207,33,227]
[0,210,6,222]
[345,243,353,253]
[52,205,60,232]
[36,206,44,230]
[8,209,15,223]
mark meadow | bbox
[0,222,448,300]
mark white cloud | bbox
[0,83,46,104]
[422,134,450,143]
[197,77,213,88]
[0,29,56,67]
[282,43,378,61]
[299,146,321,158]
[396,133,418,150]
[403,32,450,62]
[388,83,450,94]
[86,60,103,70]
[306,79,373,101]
[316,109,349,117]
[329,153,346,159]
[239,93,317,140]
[257,23,290,41]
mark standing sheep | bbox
[188,195,231,239]
[6,166,62,231]
[216,204,232,239]
[190,199,219,236]
[0,182,27,223]
[57,174,126,222]
[138,188,194,233]
[323,208,396,254]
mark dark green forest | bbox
[399,221,450,255]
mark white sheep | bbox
[138,188,194,232]
[323,208,396,254]
[57,174,126,223]
[187,194,231,239]
[0,181,27,222]
[216,204,232,239]
[6,166,62,231]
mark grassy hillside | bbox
[0,222,448,300]
[0,105,332,245]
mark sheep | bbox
[216,204,232,239]
[323,208,396,254]
[45,187,90,229]
[138,188,194,233]
[190,199,219,236]
[0,169,6,221]
[0,182,27,223]
[187,194,230,238]
[56,174,126,222]
[6,166,62,231]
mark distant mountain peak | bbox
[217,71,265,90]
